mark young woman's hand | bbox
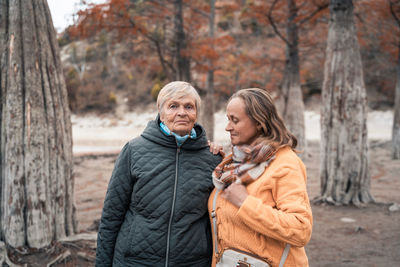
[220,182,249,207]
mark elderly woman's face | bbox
[160,95,197,136]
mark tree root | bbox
[46,249,71,267]
[0,232,98,266]
[0,241,25,267]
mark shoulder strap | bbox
[211,189,220,256]
[278,244,291,267]
[211,189,291,266]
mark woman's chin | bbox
[230,138,239,146]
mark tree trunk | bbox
[174,0,191,82]
[277,0,306,153]
[319,0,372,206]
[202,0,216,141]
[0,0,76,249]
[392,45,400,159]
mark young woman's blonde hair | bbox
[230,88,297,150]
[157,81,201,114]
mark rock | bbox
[340,217,356,223]
[389,203,400,212]
[354,226,364,233]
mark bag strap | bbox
[211,189,220,256]
[278,244,291,267]
[211,189,291,266]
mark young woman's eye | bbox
[228,116,238,124]
[231,118,239,124]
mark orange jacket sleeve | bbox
[236,163,313,247]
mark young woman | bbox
[209,88,312,267]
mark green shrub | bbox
[109,91,117,103]
[151,80,163,101]
[85,46,97,62]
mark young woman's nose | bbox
[225,121,233,132]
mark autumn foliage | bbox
[62,0,398,112]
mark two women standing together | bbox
[95,81,312,267]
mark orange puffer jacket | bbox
[208,146,313,267]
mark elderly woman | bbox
[209,88,313,267]
[96,81,222,267]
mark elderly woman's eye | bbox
[169,104,177,109]
[185,105,194,110]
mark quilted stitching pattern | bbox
[96,117,221,267]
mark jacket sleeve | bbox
[236,162,313,247]
[95,143,135,266]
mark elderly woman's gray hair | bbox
[157,81,201,113]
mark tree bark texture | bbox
[277,0,306,153]
[0,0,75,248]
[174,0,191,82]
[319,0,372,206]
[202,0,216,141]
[392,47,400,159]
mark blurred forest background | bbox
[59,0,397,114]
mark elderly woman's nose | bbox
[177,105,186,114]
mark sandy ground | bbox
[71,109,394,155]
[69,109,400,266]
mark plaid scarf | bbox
[212,143,276,190]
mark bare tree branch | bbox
[267,0,291,46]
[113,10,176,78]
[148,0,210,18]
[389,0,400,28]
[298,3,329,27]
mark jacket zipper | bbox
[165,146,180,267]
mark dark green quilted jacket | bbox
[95,115,221,267]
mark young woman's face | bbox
[225,97,260,146]
[160,96,197,136]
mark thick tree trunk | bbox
[277,0,306,153]
[392,46,400,159]
[319,0,372,206]
[0,0,76,248]
[202,0,216,141]
[174,0,191,82]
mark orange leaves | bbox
[214,35,235,49]
[355,0,399,59]
[216,1,241,15]
[190,34,237,74]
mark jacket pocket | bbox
[124,214,136,256]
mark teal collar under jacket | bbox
[141,114,209,150]
[159,121,197,147]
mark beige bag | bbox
[212,190,290,267]
[217,248,271,267]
